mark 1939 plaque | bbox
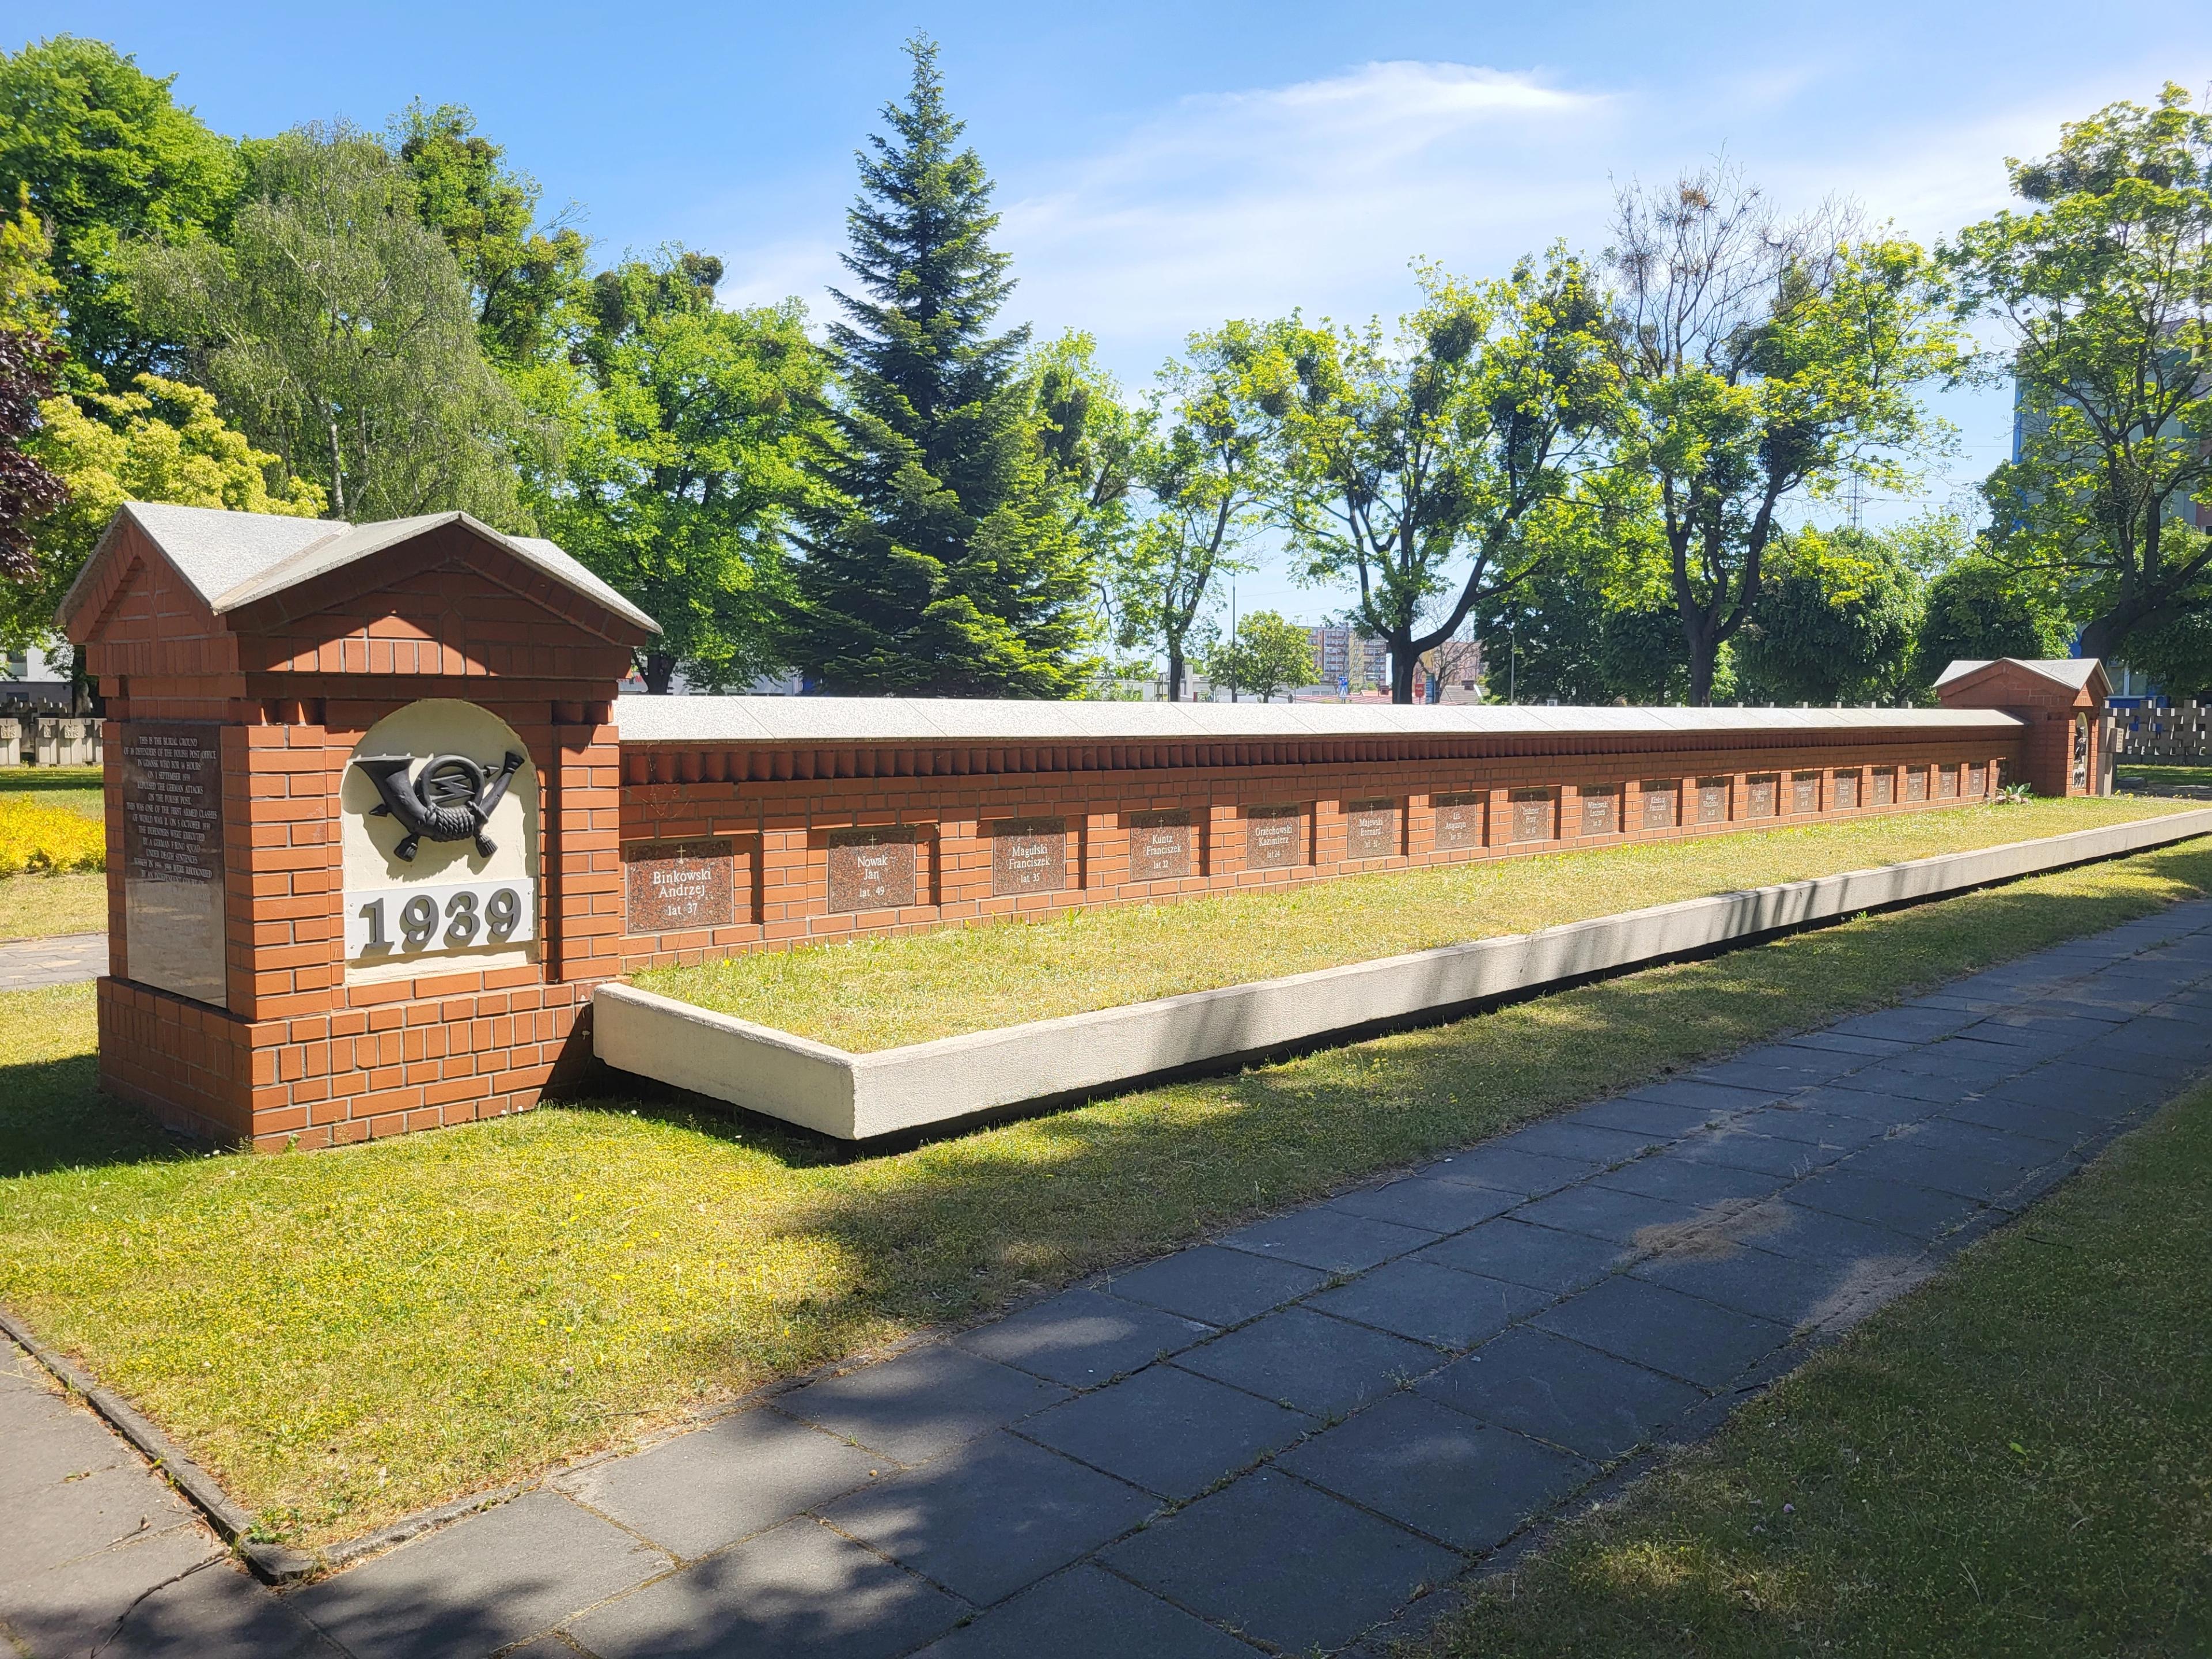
[991,819,1067,896]
[1641,782,1678,831]
[1510,789,1554,843]
[1245,805,1304,870]
[829,827,919,912]
[624,838,735,932]
[1127,810,1195,881]
[1345,798,1399,859]
[1433,792,1484,850]
[120,721,227,1005]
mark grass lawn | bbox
[0,764,105,819]
[0,871,107,940]
[2118,760,2212,790]
[639,798,2196,1050]
[1410,1081,2212,1658]
[2,842,2209,1549]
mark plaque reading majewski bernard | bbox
[120,721,228,1005]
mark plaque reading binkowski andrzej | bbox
[120,721,228,1005]
[624,838,735,933]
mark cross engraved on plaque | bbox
[1580,787,1619,836]
[1905,766,1929,802]
[1937,764,1959,798]
[1432,791,1484,850]
[1345,798,1399,860]
[1641,782,1678,831]
[991,818,1068,896]
[624,838,736,933]
[1245,804,1304,870]
[1128,810,1195,882]
[1747,774,1778,818]
[1509,789,1554,843]
[1696,777,1730,824]
[1834,770,1861,809]
[829,827,920,912]
[1792,772,1820,815]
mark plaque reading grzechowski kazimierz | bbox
[120,721,228,1006]
[1245,805,1304,870]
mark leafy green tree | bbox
[0,184,67,587]
[783,37,1092,696]
[128,123,525,527]
[1206,609,1315,702]
[1734,525,1923,704]
[1271,251,1619,703]
[393,100,589,372]
[1912,555,2075,685]
[1105,321,1289,700]
[1948,85,2212,662]
[1609,164,1967,703]
[0,36,239,391]
[529,248,824,692]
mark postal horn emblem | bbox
[353,751,525,862]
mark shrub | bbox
[0,797,105,876]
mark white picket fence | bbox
[2111,699,2212,763]
[0,716,101,767]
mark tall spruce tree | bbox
[783,37,1091,696]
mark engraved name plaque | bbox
[1747,774,1778,818]
[1641,782,1679,831]
[1128,810,1195,882]
[1245,805,1304,870]
[1697,778,1730,824]
[1937,764,1959,799]
[1967,763,1986,797]
[1792,772,1820,815]
[1345,798,1399,860]
[1580,787,1619,836]
[120,721,227,1006]
[829,827,919,912]
[1834,770,1861,809]
[1905,766,1929,802]
[991,818,1068,896]
[1873,768,1896,806]
[624,838,735,933]
[1433,792,1484,850]
[1510,789,1554,843]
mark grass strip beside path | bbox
[0,870,105,941]
[639,798,2193,1050]
[1410,1081,2212,1658]
[1,842,2208,1548]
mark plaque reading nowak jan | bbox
[991,819,1067,896]
[120,721,228,1005]
[828,827,919,912]
[625,838,735,933]
[1245,805,1304,870]
[1127,810,1195,882]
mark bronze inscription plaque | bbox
[1128,810,1195,882]
[1872,768,1896,806]
[1834,770,1860,809]
[1245,805,1304,870]
[625,838,736,932]
[1905,766,1929,802]
[1747,774,1778,818]
[991,818,1067,896]
[1433,792,1484,850]
[1641,782,1678,831]
[1510,789,1554,843]
[1696,778,1730,824]
[1346,798,1399,860]
[1792,772,1820,815]
[1580,788,1619,836]
[120,721,228,1005]
[828,827,919,912]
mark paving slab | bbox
[1671,1127,1850,1177]
[1628,1239,1917,1329]
[815,1432,1154,1607]
[0,1527,233,1659]
[1567,1095,1725,1137]
[778,1344,1068,1464]
[1278,1393,1592,1551]
[1415,1216,1632,1294]
[291,1491,666,1659]
[1416,1144,1599,1197]
[565,1517,961,1659]
[1018,1363,1312,1501]
[1418,1326,1703,1461]
[1488,1119,1661,1164]
[1218,1207,1440,1274]
[1173,1307,1442,1416]
[953,1287,1211,1388]
[1785,1168,1986,1239]
[1506,1183,1704,1246]
[1531,1275,1791,1389]
[1326,1174,1522,1234]
[556,1406,884,1559]
[1101,1470,1459,1656]
[1307,1259,1550,1351]
[1593,1154,1782,1206]
[1100,1245,1327,1327]
[0,931,104,992]
[96,1560,337,1659]
[912,1565,1256,1658]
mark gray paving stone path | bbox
[7,899,2212,1657]
[0,931,103,993]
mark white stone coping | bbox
[591,808,2212,1140]
[611,694,2023,748]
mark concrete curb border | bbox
[595,808,2212,1139]
[0,1306,316,1585]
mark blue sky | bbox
[18,1,2212,623]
